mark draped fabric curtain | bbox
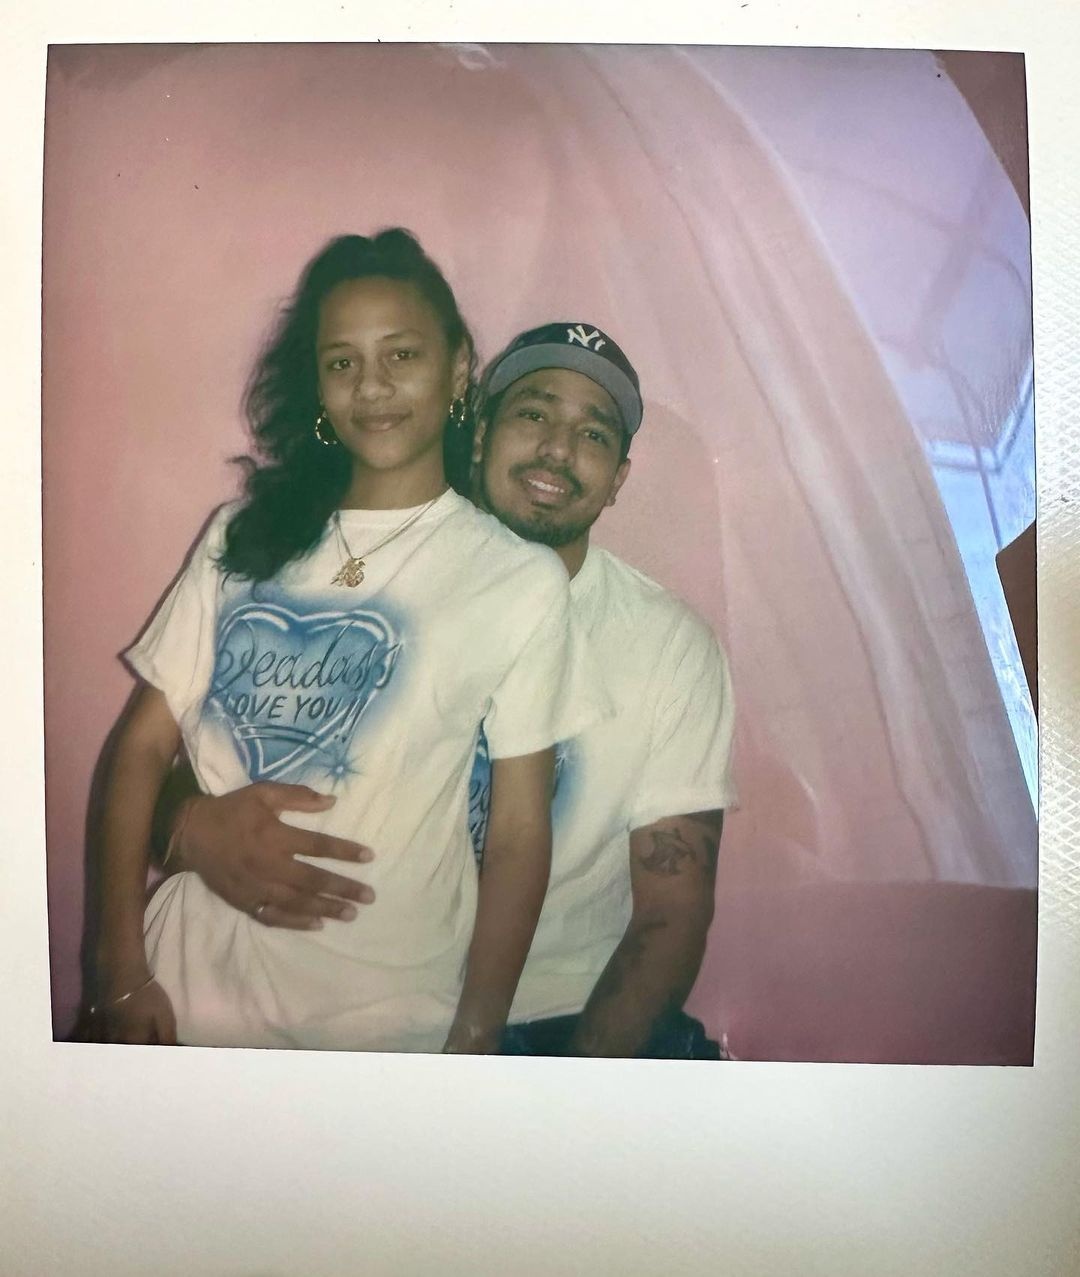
[698,45,1038,804]
[43,43,1036,1037]
[435,43,1035,889]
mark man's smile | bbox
[515,465,580,505]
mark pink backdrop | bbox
[42,44,1037,1061]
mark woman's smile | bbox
[350,411,410,433]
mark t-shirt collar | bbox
[570,544,602,600]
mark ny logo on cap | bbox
[566,324,607,352]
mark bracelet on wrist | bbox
[162,796,198,869]
[89,973,155,1017]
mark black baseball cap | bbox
[483,322,644,436]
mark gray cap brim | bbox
[486,342,643,436]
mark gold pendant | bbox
[332,557,365,587]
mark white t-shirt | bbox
[127,489,604,1052]
[470,546,737,1024]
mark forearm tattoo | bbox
[588,917,668,1003]
[635,810,724,877]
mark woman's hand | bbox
[94,979,178,1045]
[443,1021,501,1054]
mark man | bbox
[158,323,737,1057]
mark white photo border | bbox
[4,3,1079,1274]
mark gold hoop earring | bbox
[449,397,467,429]
[314,410,338,447]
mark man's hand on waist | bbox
[173,782,375,930]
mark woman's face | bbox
[316,276,467,482]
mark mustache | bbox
[511,463,582,497]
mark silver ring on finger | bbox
[253,901,270,923]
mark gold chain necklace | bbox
[330,491,445,587]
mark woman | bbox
[93,229,600,1053]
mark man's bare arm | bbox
[154,762,376,929]
[566,809,723,1057]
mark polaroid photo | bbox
[5,5,1079,1275]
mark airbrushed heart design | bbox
[206,600,401,784]
[467,732,573,862]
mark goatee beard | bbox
[498,510,594,548]
[477,473,593,548]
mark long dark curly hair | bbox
[219,229,478,581]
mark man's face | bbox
[475,368,631,548]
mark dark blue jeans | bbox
[501,1009,725,1059]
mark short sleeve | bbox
[123,505,232,727]
[627,613,737,830]
[482,554,610,760]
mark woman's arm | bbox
[444,748,554,1053]
[94,683,183,1044]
